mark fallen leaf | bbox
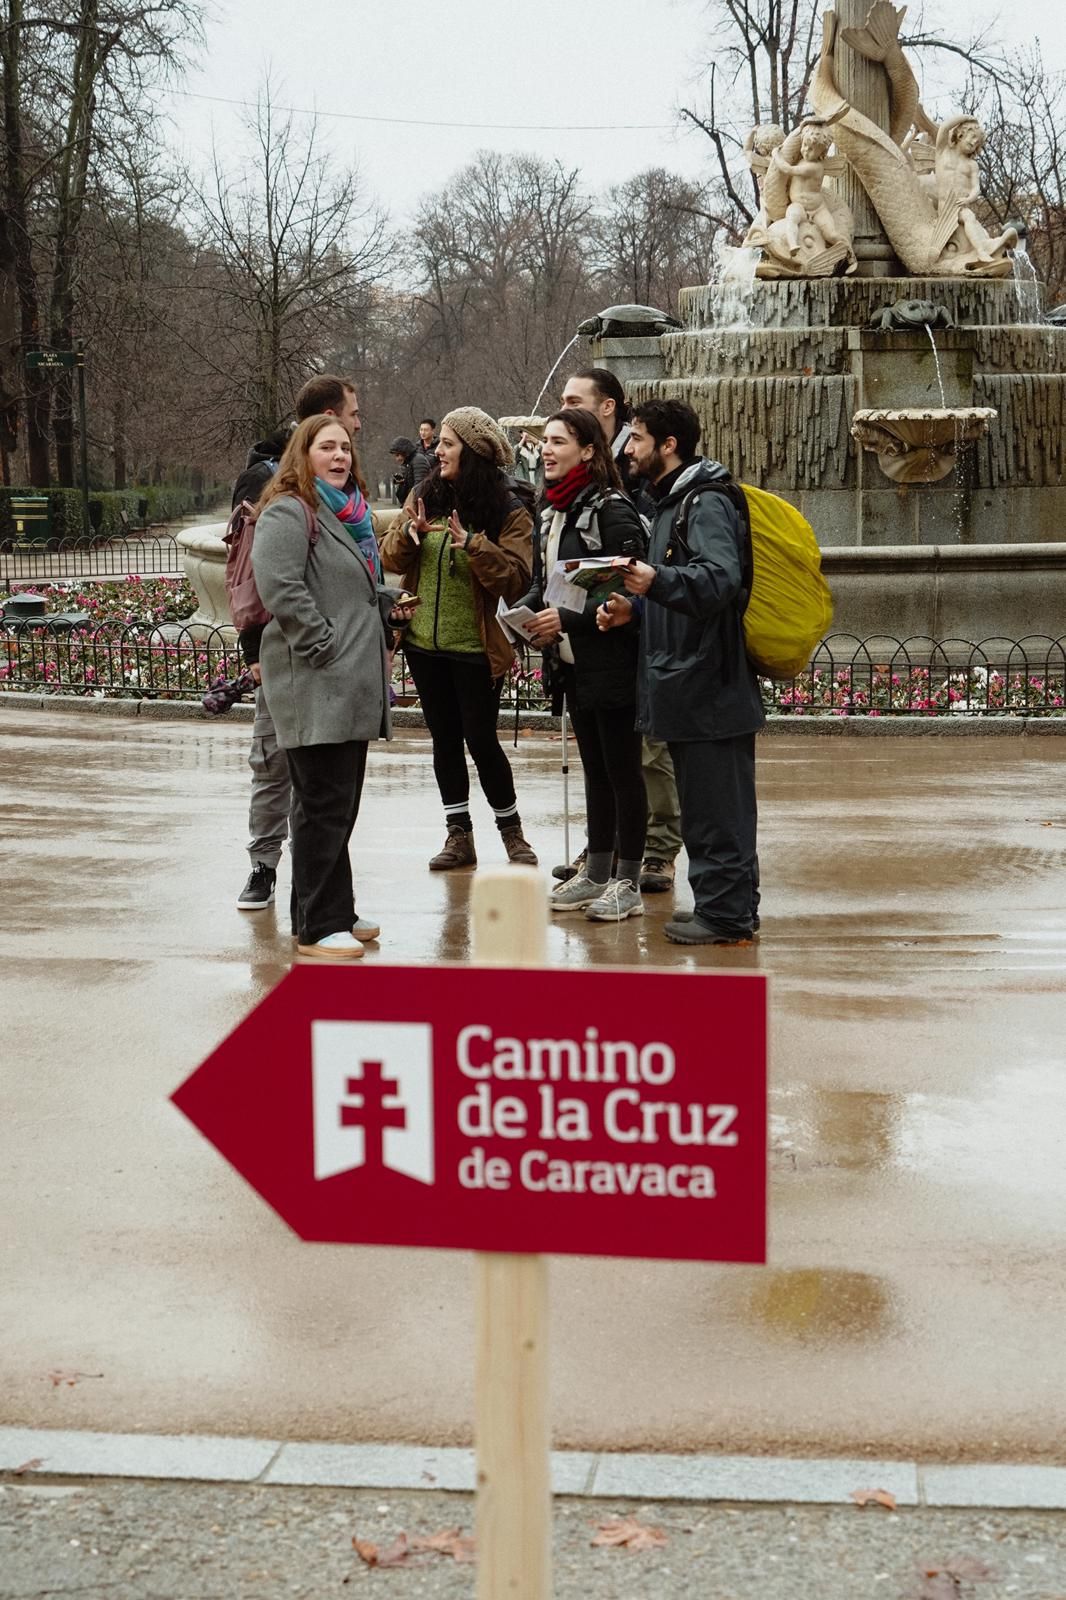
[591,1516,668,1552]
[851,1487,897,1510]
[351,1532,416,1568]
[410,1527,476,1563]
[907,1556,998,1598]
[12,1458,44,1474]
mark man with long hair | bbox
[559,367,681,897]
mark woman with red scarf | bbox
[521,407,648,922]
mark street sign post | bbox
[25,346,91,538]
[172,872,767,1598]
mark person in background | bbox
[379,407,537,871]
[235,374,363,913]
[413,418,439,487]
[558,366,681,898]
[389,436,418,506]
[598,397,763,946]
[519,407,647,922]
[510,421,546,500]
[252,416,400,961]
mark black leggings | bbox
[565,683,646,863]
[405,646,517,814]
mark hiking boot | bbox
[237,862,276,909]
[429,826,477,871]
[673,910,760,935]
[552,845,587,882]
[549,872,609,913]
[584,878,644,923]
[639,857,675,894]
[296,931,365,960]
[664,915,754,946]
[352,916,381,942]
[501,826,538,866]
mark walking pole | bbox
[560,692,571,867]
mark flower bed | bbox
[767,663,1066,716]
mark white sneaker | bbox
[550,872,609,912]
[296,931,365,960]
[352,916,381,941]
[584,878,645,922]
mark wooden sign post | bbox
[173,869,768,1600]
[472,870,551,1600]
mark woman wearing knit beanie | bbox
[379,407,538,870]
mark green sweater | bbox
[406,522,484,656]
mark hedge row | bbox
[0,485,226,542]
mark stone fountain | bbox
[586,0,1066,643]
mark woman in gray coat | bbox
[252,415,397,961]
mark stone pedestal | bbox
[174,524,236,641]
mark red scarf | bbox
[545,462,593,510]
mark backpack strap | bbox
[668,480,753,614]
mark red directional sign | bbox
[172,964,767,1264]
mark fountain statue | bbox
[574,0,1066,644]
[742,119,856,278]
[808,3,1017,278]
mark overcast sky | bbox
[160,0,1066,228]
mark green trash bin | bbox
[10,494,51,543]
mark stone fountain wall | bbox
[593,275,1066,640]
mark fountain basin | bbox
[850,407,997,484]
[174,524,236,639]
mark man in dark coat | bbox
[389,436,418,506]
[412,418,439,486]
[599,398,764,944]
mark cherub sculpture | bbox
[741,118,856,278]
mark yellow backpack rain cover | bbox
[737,483,833,679]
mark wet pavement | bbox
[0,708,1064,1462]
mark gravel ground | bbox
[2,1480,1066,1599]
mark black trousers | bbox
[405,647,516,815]
[564,678,646,863]
[285,740,368,945]
[669,732,759,937]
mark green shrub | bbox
[0,484,227,543]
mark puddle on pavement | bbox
[747,1267,895,1343]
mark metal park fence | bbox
[0,535,184,582]
[1,625,1064,716]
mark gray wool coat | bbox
[251,494,392,750]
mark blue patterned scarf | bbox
[316,478,380,581]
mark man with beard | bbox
[598,398,763,945]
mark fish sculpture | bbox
[810,4,1016,277]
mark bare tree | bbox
[0,0,201,484]
[594,167,722,308]
[191,85,389,446]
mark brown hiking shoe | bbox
[501,826,538,866]
[429,826,477,871]
[639,857,675,893]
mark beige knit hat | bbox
[441,406,515,470]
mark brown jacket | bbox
[378,492,533,680]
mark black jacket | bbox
[637,458,765,742]
[412,439,438,487]
[231,427,290,511]
[517,483,646,713]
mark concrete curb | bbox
[0,689,1064,735]
[1,1428,1065,1509]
